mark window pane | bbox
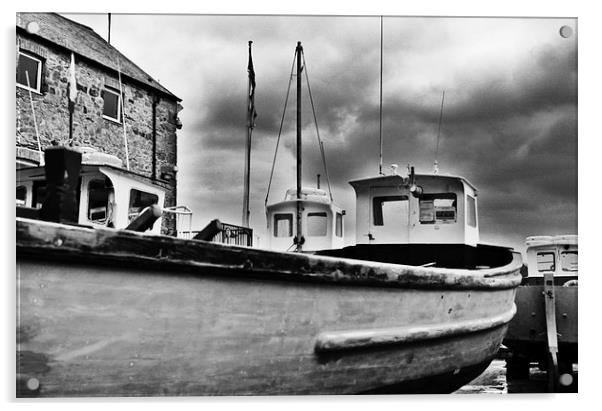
[419,193,457,224]
[274,213,292,237]
[560,251,578,272]
[335,213,343,237]
[307,212,327,237]
[88,179,111,223]
[17,53,40,90]
[537,252,555,272]
[16,186,27,206]
[466,195,477,227]
[103,89,120,120]
[32,181,47,209]
[373,196,407,226]
[128,189,159,222]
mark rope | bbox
[265,49,297,206]
[25,71,43,165]
[301,50,334,201]
[117,61,130,170]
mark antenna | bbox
[434,90,445,174]
[107,13,111,44]
[378,15,384,175]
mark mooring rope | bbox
[301,50,334,202]
[265,49,297,207]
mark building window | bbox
[560,251,578,272]
[536,252,555,272]
[16,186,27,206]
[419,193,457,224]
[466,195,477,227]
[335,212,343,237]
[102,87,122,122]
[128,189,159,223]
[307,212,328,237]
[17,51,43,93]
[274,213,293,237]
[373,196,408,226]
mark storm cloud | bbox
[65,14,577,253]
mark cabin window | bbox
[560,251,578,272]
[335,212,343,237]
[16,186,27,206]
[32,181,47,209]
[419,193,457,224]
[102,87,121,122]
[307,212,328,237]
[87,178,114,224]
[466,195,477,227]
[17,51,43,93]
[274,213,293,237]
[128,189,159,222]
[373,196,408,226]
[536,252,556,272]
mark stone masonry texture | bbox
[16,28,181,235]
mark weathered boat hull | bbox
[504,284,578,364]
[16,218,522,396]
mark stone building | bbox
[16,13,182,234]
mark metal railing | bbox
[185,219,253,247]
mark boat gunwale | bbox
[16,217,523,290]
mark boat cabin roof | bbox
[526,235,577,249]
[349,173,478,193]
[282,187,332,204]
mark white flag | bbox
[68,52,77,111]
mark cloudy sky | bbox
[62,13,577,254]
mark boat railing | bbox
[189,219,253,247]
[163,205,193,239]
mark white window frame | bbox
[17,51,42,94]
[102,87,122,123]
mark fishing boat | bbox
[503,235,578,392]
[16,41,523,397]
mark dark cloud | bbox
[67,14,577,253]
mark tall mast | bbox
[295,41,303,251]
[379,15,384,175]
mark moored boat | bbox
[503,235,578,392]
[16,40,523,397]
[16,145,522,396]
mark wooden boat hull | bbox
[16,218,522,396]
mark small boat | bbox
[16,42,523,397]
[503,235,578,392]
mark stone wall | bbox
[16,33,179,235]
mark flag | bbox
[247,41,257,128]
[68,52,77,113]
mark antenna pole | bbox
[378,15,384,175]
[434,90,445,174]
[295,41,303,252]
[108,13,111,44]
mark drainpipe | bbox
[151,95,158,180]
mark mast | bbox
[242,41,256,227]
[379,15,384,175]
[295,41,303,251]
[434,90,445,174]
